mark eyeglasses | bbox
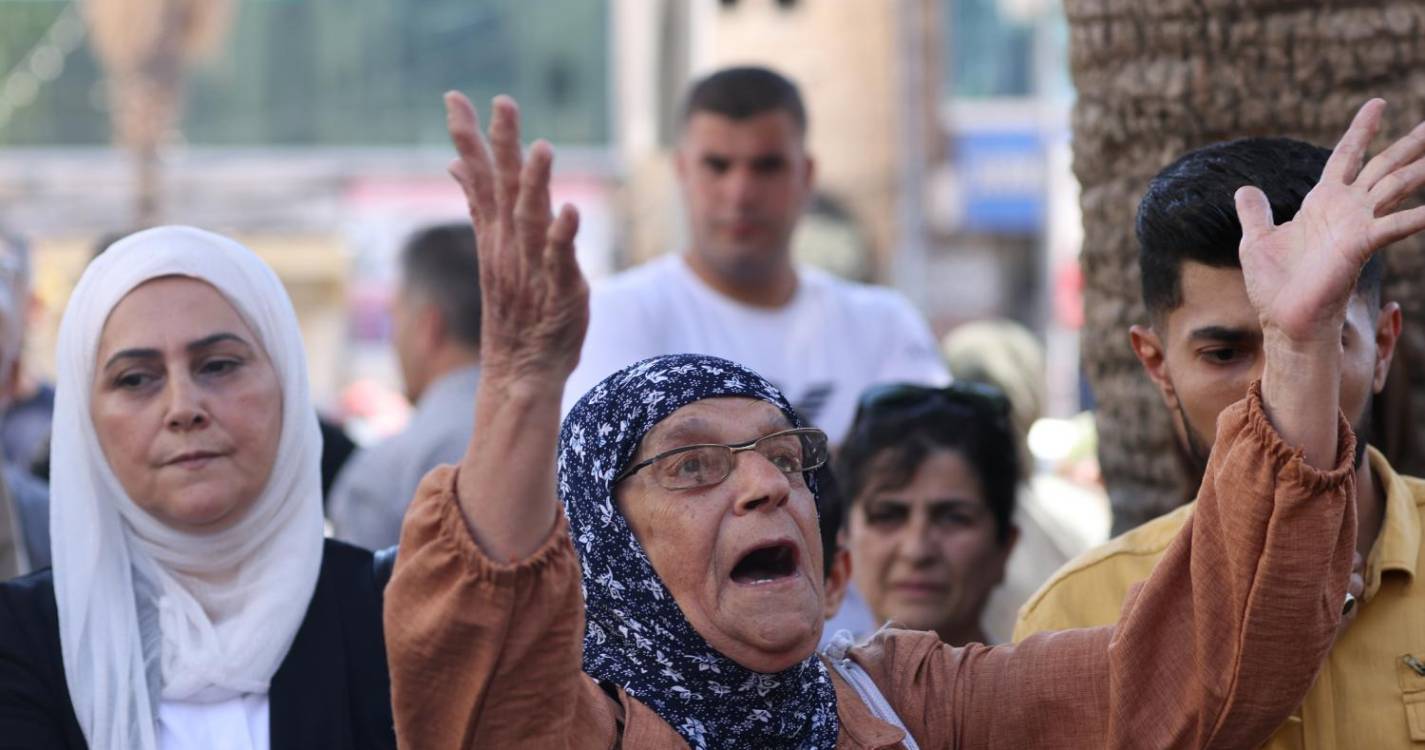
[854,381,1012,422]
[615,427,830,491]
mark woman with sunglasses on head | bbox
[385,93,1414,748]
[836,383,1019,647]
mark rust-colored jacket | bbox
[386,387,1357,749]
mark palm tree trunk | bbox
[1067,0,1425,533]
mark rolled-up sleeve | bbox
[384,466,616,749]
[857,383,1358,748]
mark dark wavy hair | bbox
[835,385,1019,544]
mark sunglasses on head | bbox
[854,381,1012,423]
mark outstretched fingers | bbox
[444,92,496,223]
[546,203,583,293]
[489,96,525,221]
[514,141,555,270]
[1235,186,1275,243]
[1323,99,1386,186]
[1368,152,1425,216]
[1357,117,1425,192]
[1371,204,1425,249]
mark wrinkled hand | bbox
[1238,99,1425,345]
[445,91,588,393]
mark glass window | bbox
[0,0,610,147]
[943,0,1071,101]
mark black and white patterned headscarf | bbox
[559,354,839,749]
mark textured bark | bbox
[1068,0,1425,533]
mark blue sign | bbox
[954,130,1045,233]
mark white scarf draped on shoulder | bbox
[49,226,325,749]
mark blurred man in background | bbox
[561,65,948,443]
[329,223,481,550]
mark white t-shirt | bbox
[563,254,950,443]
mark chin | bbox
[720,604,823,672]
[156,490,250,532]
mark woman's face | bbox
[615,397,825,673]
[847,448,1014,644]
[91,277,283,533]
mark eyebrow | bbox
[1186,326,1259,344]
[648,414,792,451]
[102,332,252,371]
[863,497,983,513]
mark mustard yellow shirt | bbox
[1015,446,1425,749]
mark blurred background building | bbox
[0,0,1087,456]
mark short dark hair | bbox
[835,391,1019,545]
[1137,137,1385,319]
[399,223,481,347]
[680,66,807,134]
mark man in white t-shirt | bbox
[563,66,948,442]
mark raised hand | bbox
[444,92,587,560]
[445,91,588,394]
[1237,99,1425,468]
[1238,99,1425,345]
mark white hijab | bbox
[50,226,325,749]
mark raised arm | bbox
[445,92,588,561]
[864,100,1425,749]
[384,94,610,748]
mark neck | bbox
[413,348,479,402]
[1355,452,1386,560]
[683,251,798,308]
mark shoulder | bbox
[1015,503,1194,635]
[286,539,387,666]
[848,627,943,673]
[592,255,681,301]
[581,257,684,341]
[4,464,47,507]
[1402,474,1425,508]
[0,568,57,631]
[807,269,913,313]
[0,569,81,747]
[801,271,935,343]
[0,569,67,694]
[319,538,379,588]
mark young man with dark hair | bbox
[1015,135,1424,748]
[329,223,482,549]
[561,65,948,443]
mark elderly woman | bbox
[0,227,395,748]
[385,94,1423,747]
[835,382,1020,646]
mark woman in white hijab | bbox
[0,226,396,749]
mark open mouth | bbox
[730,541,798,585]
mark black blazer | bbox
[0,539,396,749]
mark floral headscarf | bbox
[559,354,839,749]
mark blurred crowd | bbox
[0,63,1417,750]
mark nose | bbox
[730,450,792,515]
[722,166,759,209]
[164,374,209,432]
[897,514,938,566]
